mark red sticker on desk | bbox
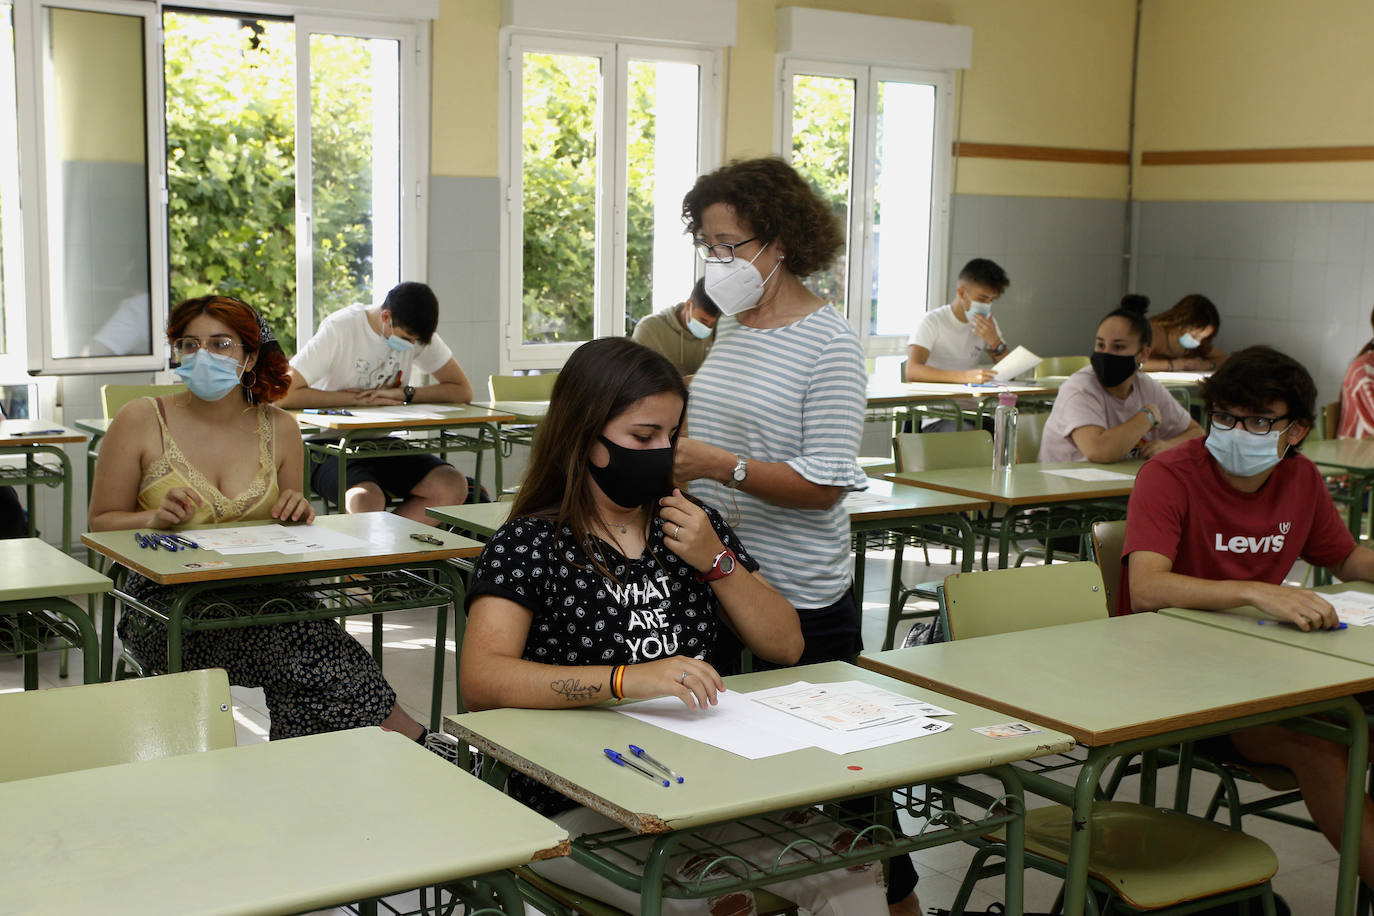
[847,765,863,771]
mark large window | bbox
[504,35,718,368]
[11,1,429,372]
[780,60,952,354]
[0,2,22,378]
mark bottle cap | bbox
[998,392,1018,406]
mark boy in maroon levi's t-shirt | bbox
[1123,345,1374,884]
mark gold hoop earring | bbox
[241,368,257,391]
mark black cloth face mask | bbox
[588,435,674,509]
[1090,350,1140,388]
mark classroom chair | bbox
[939,565,1281,916]
[487,372,557,494]
[1090,521,1312,836]
[882,430,994,649]
[0,668,235,782]
[100,383,186,420]
[1033,355,1090,378]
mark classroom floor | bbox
[0,546,1340,915]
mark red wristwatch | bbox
[696,548,738,583]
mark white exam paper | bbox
[992,345,1042,382]
[185,524,368,555]
[614,680,953,759]
[1040,467,1135,482]
[1322,590,1374,626]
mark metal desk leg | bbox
[101,590,118,682]
[853,531,868,602]
[1347,471,1373,541]
[1334,697,1368,915]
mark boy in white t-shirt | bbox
[905,258,1012,430]
[278,281,474,523]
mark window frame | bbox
[776,57,955,357]
[7,0,431,374]
[0,1,26,380]
[499,30,721,371]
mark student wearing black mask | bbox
[1039,296,1203,463]
[460,338,894,913]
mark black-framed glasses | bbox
[1209,410,1292,435]
[693,236,759,263]
[171,336,243,361]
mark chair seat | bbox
[1022,802,1277,910]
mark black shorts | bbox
[310,454,449,506]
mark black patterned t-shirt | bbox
[465,504,759,815]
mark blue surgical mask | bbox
[1205,425,1286,478]
[685,313,713,340]
[1179,331,1203,350]
[968,301,993,319]
[384,322,414,352]
[173,350,244,402]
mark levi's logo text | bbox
[1213,524,1288,554]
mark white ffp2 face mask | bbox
[703,241,780,316]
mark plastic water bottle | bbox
[992,392,1018,471]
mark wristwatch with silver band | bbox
[724,454,747,489]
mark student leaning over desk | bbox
[462,338,893,915]
[89,295,429,743]
[277,280,473,521]
[1038,295,1202,463]
[1123,345,1374,883]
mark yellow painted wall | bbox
[429,0,1137,200]
[431,0,500,177]
[51,9,145,164]
[1135,0,1374,201]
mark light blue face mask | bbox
[1179,330,1203,350]
[384,322,415,352]
[1205,425,1286,478]
[173,350,243,402]
[968,300,994,319]
[685,310,713,340]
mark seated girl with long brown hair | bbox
[461,336,889,915]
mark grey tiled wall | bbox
[1134,201,1374,406]
[948,194,1130,359]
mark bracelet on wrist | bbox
[610,664,626,700]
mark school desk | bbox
[889,460,1141,568]
[0,419,85,553]
[864,380,1059,431]
[860,613,1374,915]
[445,661,1074,916]
[82,511,482,729]
[0,538,107,688]
[297,404,516,508]
[0,727,568,916]
[1304,438,1374,539]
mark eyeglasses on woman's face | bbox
[692,236,759,263]
[171,336,244,362]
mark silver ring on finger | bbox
[680,670,689,684]
[673,523,681,539]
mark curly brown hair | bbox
[682,157,843,279]
[166,296,291,404]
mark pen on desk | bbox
[1256,619,1347,630]
[153,533,181,552]
[166,534,200,549]
[629,744,684,783]
[410,532,443,546]
[18,428,65,436]
[604,749,670,786]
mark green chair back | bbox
[1091,520,1126,614]
[101,383,185,419]
[488,372,558,401]
[942,561,1108,640]
[1034,355,1091,378]
[1015,410,1049,463]
[892,430,992,473]
[0,669,235,782]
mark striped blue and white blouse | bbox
[685,305,868,608]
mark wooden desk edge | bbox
[444,720,665,835]
[81,535,481,585]
[858,654,1374,746]
[533,839,573,861]
[0,434,86,445]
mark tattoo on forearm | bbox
[550,678,602,701]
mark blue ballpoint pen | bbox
[167,534,200,549]
[604,749,669,786]
[1257,619,1347,630]
[152,533,181,551]
[628,744,684,783]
